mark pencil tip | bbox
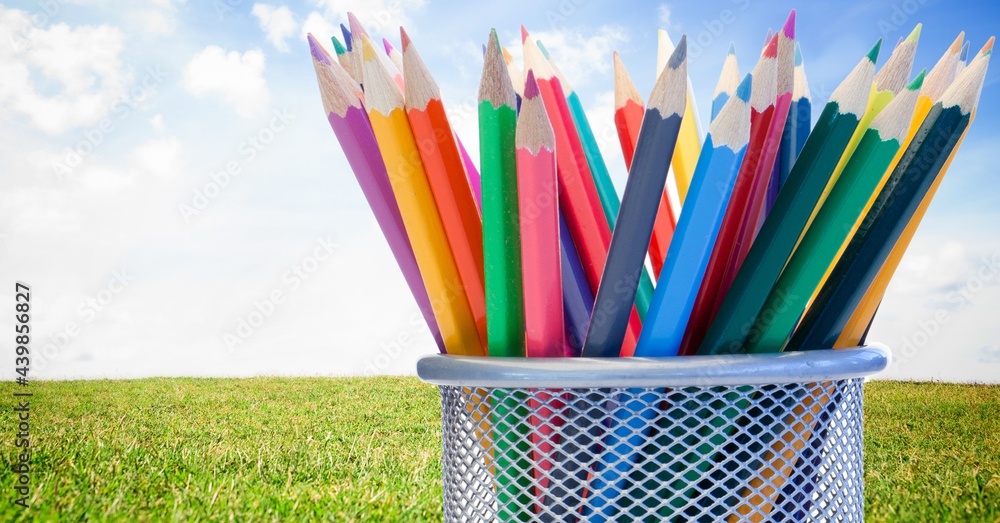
[521,25,529,43]
[340,24,352,51]
[950,32,966,53]
[308,33,331,65]
[736,72,752,102]
[782,9,796,39]
[330,35,346,55]
[728,42,736,56]
[794,42,803,65]
[399,27,412,50]
[383,37,394,55]
[668,34,687,69]
[905,23,922,44]
[983,36,996,54]
[763,33,778,58]
[908,68,926,90]
[360,34,377,61]
[960,41,972,61]
[537,39,550,59]
[524,69,540,99]
[867,39,883,63]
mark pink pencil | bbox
[517,70,565,358]
[457,137,482,210]
[308,34,445,352]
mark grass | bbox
[0,379,997,522]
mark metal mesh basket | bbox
[417,346,889,522]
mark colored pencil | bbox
[712,43,741,121]
[955,40,972,76]
[308,35,444,352]
[402,28,488,348]
[678,32,781,357]
[517,70,565,358]
[383,37,404,74]
[501,45,525,97]
[522,26,642,355]
[480,30,531,522]
[457,136,483,210]
[347,13,366,88]
[560,212,594,356]
[583,36,686,357]
[659,29,703,204]
[743,70,923,354]
[479,29,525,359]
[698,39,880,356]
[359,34,484,356]
[538,39,654,321]
[614,52,679,279]
[766,42,812,214]
[831,32,965,346]
[339,23,362,84]
[717,11,796,305]
[634,71,752,357]
[790,39,989,352]
[330,35,353,81]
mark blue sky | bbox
[1,0,998,381]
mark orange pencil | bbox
[402,28,488,348]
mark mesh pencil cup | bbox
[417,345,889,522]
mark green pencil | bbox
[745,70,925,354]
[698,39,881,356]
[479,29,530,522]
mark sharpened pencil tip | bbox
[668,35,687,69]
[330,35,346,56]
[308,33,332,65]
[340,24,352,51]
[537,39,550,59]
[521,25,529,43]
[960,41,972,61]
[794,42,803,66]
[524,69,540,99]
[905,23,922,44]
[782,10,796,39]
[950,32,965,54]
[360,34,377,61]
[736,72,752,102]
[728,42,736,56]
[983,36,996,54]
[399,26,412,50]
[763,33,778,58]
[867,39,883,63]
[383,37,394,55]
[348,12,365,37]
[907,68,926,90]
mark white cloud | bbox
[131,0,187,35]
[252,3,297,52]
[0,6,130,134]
[182,46,269,118]
[312,0,426,34]
[149,113,165,131]
[131,137,184,179]
[506,25,627,89]
[301,11,338,45]
[658,4,674,28]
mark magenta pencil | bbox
[308,34,444,351]
[458,136,483,210]
[518,71,565,357]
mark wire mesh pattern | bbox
[437,379,864,522]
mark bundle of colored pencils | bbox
[311,10,991,520]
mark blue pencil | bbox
[766,42,812,214]
[634,73,753,358]
[582,36,687,358]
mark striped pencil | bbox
[712,43,741,121]
[522,26,642,354]
[539,39,654,321]
[658,29,704,204]
[307,35,444,352]
[402,28,488,349]
[583,36,686,358]
[743,70,924,354]
[791,37,988,352]
[360,34,484,356]
[698,39,880,356]
[678,33,780,357]
[518,70,565,358]
[734,53,990,522]
[718,11,796,303]
[614,52,679,279]
[831,32,968,348]
[635,71,752,358]
[766,42,812,214]
[480,29,525,359]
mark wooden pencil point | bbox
[875,26,920,94]
[782,9,796,39]
[308,33,332,66]
[479,30,516,109]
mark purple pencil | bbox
[308,34,445,352]
[457,137,482,210]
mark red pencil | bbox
[614,52,677,279]
[523,27,642,353]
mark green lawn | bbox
[0,378,996,522]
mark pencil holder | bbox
[417,345,889,522]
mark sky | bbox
[1,0,998,383]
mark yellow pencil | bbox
[360,35,484,356]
